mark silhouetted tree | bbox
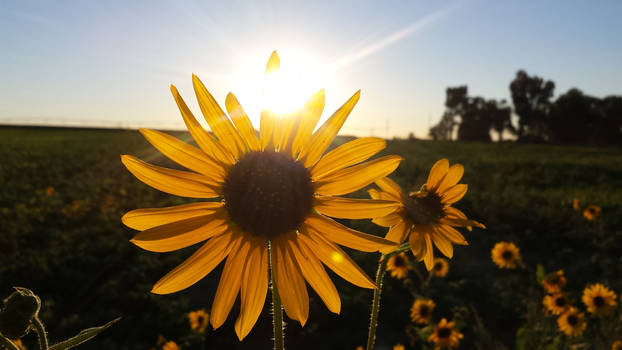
[489,99,514,142]
[549,88,597,144]
[510,70,555,142]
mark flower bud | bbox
[0,287,41,339]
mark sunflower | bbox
[188,309,209,333]
[431,258,449,277]
[612,340,622,350]
[428,318,463,349]
[369,159,485,270]
[541,270,567,294]
[557,307,586,337]
[121,52,400,340]
[542,293,570,315]
[410,299,435,324]
[572,197,581,211]
[386,252,411,279]
[490,242,521,269]
[393,345,405,350]
[583,205,601,220]
[582,283,617,316]
[162,341,180,350]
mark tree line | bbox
[428,70,622,146]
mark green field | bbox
[1,126,621,349]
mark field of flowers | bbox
[1,126,621,349]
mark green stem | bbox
[32,317,49,350]
[269,242,284,350]
[366,256,388,350]
[0,333,21,350]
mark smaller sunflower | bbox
[410,299,435,324]
[582,283,617,316]
[162,341,180,350]
[572,197,581,211]
[188,309,209,333]
[386,252,411,279]
[557,307,586,337]
[612,340,622,350]
[393,345,405,350]
[542,270,567,294]
[431,258,449,277]
[428,318,463,349]
[583,205,601,221]
[490,242,521,269]
[543,293,570,315]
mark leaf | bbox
[535,264,546,283]
[49,318,120,350]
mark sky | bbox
[1,0,621,138]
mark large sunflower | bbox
[369,159,485,270]
[428,318,463,349]
[582,283,617,316]
[121,52,400,339]
[557,307,586,337]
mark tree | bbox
[509,70,555,142]
[489,99,514,142]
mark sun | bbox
[231,48,335,118]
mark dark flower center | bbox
[197,315,205,324]
[547,275,560,284]
[434,262,443,271]
[393,256,406,267]
[404,191,444,225]
[223,151,314,238]
[501,250,513,260]
[593,296,605,307]
[555,297,567,307]
[418,305,429,317]
[567,315,578,326]
[437,327,451,338]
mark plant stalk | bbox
[0,334,22,350]
[366,255,388,350]
[32,317,49,350]
[269,242,284,350]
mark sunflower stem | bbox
[269,242,284,350]
[33,317,49,350]
[0,334,21,350]
[366,255,388,350]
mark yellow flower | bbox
[162,341,180,350]
[12,339,26,350]
[572,197,581,211]
[188,309,209,333]
[490,242,521,269]
[543,293,570,315]
[393,345,405,350]
[428,318,463,349]
[410,299,435,324]
[45,186,54,196]
[557,307,586,337]
[582,283,617,316]
[369,159,485,270]
[121,52,400,340]
[431,258,449,277]
[583,205,601,220]
[542,270,567,294]
[386,252,411,279]
[612,340,622,350]
[356,347,364,350]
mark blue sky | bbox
[1,0,621,137]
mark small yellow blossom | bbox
[162,341,180,350]
[386,252,411,279]
[431,258,449,277]
[557,307,586,337]
[393,344,405,350]
[583,205,601,220]
[410,299,435,324]
[582,283,617,316]
[572,198,581,211]
[542,270,567,294]
[45,187,54,196]
[491,242,521,269]
[188,309,209,333]
[543,293,570,315]
[428,318,463,349]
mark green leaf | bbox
[48,318,120,350]
[536,264,546,283]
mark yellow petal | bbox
[304,213,397,252]
[130,208,229,252]
[314,155,403,196]
[151,231,239,294]
[260,109,278,151]
[192,74,246,158]
[170,85,235,165]
[426,158,449,190]
[272,234,309,326]
[423,234,434,270]
[313,196,400,219]
[276,110,301,154]
[122,202,223,231]
[409,232,425,260]
[290,237,341,314]
[443,206,467,220]
[374,177,403,201]
[311,137,386,179]
[265,50,280,75]
[372,211,404,227]
[368,188,398,202]
[441,184,468,204]
[290,90,325,157]
[299,90,361,168]
[299,225,376,289]
[121,155,220,198]
[139,129,226,180]
[235,238,269,340]
[383,220,412,251]
[436,164,464,193]
[430,226,453,258]
[225,92,261,151]
[438,224,468,245]
[210,237,249,329]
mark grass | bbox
[1,126,620,349]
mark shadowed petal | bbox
[235,238,269,339]
[441,184,468,204]
[313,196,400,219]
[225,92,261,152]
[272,234,309,326]
[426,158,449,190]
[122,202,223,231]
[374,177,403,201]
